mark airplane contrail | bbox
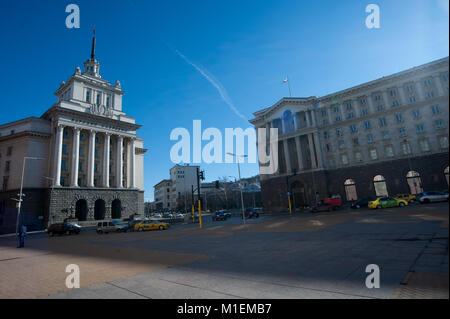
[174,50,248,121]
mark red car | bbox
[311,201,334,212]
[242,208,260,219]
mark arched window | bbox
[344,179,358,201]
[283,110,295,134]
[373,175,388,197]
[406,171,423,195]
[445,166,449,186]
[75,199,88,221]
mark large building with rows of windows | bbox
[0,35,146,232]
[250,57,449,212]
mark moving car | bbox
[395,194,417,203]
[212,211,227,221]
[368,197,408,209]
[242,208,260,219]
[134,220,169,231]
[416,191,449,204]
[351,197,378,209]
[47,222,81,236]
[97,220,128,234]
[221,210,232,218]
[322,196,342,209]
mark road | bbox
[0,202,448,299]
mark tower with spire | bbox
[83,27,100,77]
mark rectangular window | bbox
[61,160,67,171]
[382,131,390,139]
[346,102,352,110]
[395,114,403,123]
[79,162,82,171]
[399,127,407,136]
[106,96,111,107]
[336,128,343,136]
[367,135,374,143]
[86,90,91,102]
[385,145,394,157]
[424,79,432,87]
[364,121,371,130]
[335,116,341,122]
[333,106,340,113]
[413,110,420,119]
[324,131,330,139]
[347,112,355,119]
[96,93,101,104]
[390,89,397,97]
[435,120,443,129]
[416,124,424,132]
[419,140,430,152]
[369,149,378,160]
[377,105,383,111]
[427,92,435,99]
[341,154,349,165]
[409,96,416,103]
[2,176,8,191]
[431,105,440,114]
[62,144,67,154]
[360,98,366,105]
[7,146,12,156]
[379,118,387,127]
[392,100,399,107]
[338,140,345,149]
[406,85,414,92]
[5,161,10,172]
[402,142,412,155]
[439,136,449,149]
[322,119,329,125]
[349,125,357,133]
[321,109,327,116]
[353,138,359,146]
[374,95,381,101]
[361,109,369,116]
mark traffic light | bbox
[199,170,205,181]
[215,180,220,189]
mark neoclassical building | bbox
[0,35,146,230]
[250,57,449,212]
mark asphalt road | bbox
[0,202,448,299]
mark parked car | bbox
[321,196,342,209]
[175,213,185,218]
[368,197,408,209]
[311,201,333,212]
[395,194,417,203]
[97,220,128,234]
[242,208,260,219]
[351,197,378,209]
[153,213,162,218]
[163,212,173,219]
[134,220,169,231]
[212,211,227,221]
[47,222,81,236]
[416,191,449,204]
[221,210,232,218]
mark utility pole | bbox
[196,167,205,228]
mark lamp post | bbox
[15,157,45,247]
[227,153,247,224]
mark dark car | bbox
[351,197,377,209]
[212,211,226,221]
[242,208,260,219]
[47,222,81,236]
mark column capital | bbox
[72,126,81,133]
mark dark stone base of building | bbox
[261,152,449,212]
[0,187,144,233]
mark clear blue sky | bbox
[0,0,448,201]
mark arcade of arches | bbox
[282,165,449,208]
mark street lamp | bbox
[227,152,247,224]
[15,157,45,247]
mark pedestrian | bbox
[18,225,27,248]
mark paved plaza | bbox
[0,203,448,299]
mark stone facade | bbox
[250,57,449,212]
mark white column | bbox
[398,86,407,105]
[87,130,96,187]
[433,75,445,96]
[313,132,323,168]
[130,138,136,189]
[116,136,124,188]
[307,133,317,169]
[70,127,81,187]
[103,133,111,187]
[283,139,292,174]
[305,111,311,127]
[310,110,317,127]
[54,124,64,187]
[295,135,304,170]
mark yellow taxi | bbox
[394,194,416,203]
[368,196,409,209]
[134,220,169,231]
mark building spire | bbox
[91,26,96,60]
